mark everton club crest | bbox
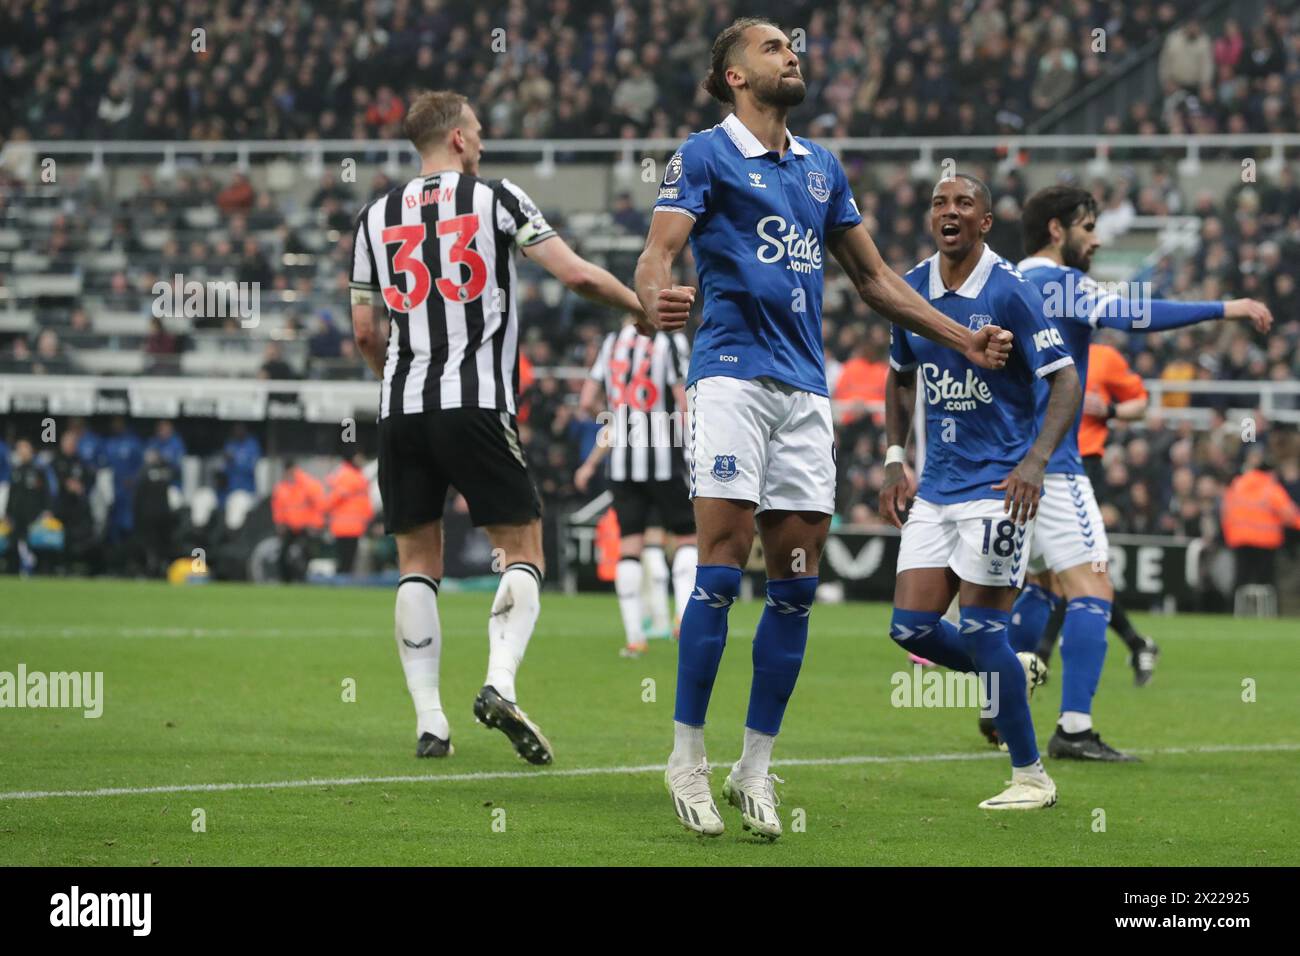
[806,170,830,202]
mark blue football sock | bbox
[746,576,817,735]
[673,564,741,727]
[890,608,975,672]
[1009,583,1059,654]
[963,606,1039,767]
[1059,597,1112,716]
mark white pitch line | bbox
[2,742,1296,802]
[0,625,381,640]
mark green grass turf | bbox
[0,578,1296,866]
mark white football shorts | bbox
[687,375,836,515]
[897,496,1034,588]
[1027,472,1109,574]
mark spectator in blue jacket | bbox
[103,416,144,542]
[222,423,262,500]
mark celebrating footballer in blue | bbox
[880,174,1081,811]
[636,18,1014,839]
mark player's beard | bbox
[753,73,807,108]
[1062,236,1093,273]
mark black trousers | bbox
[335,536,359,576]
[1234,546,1277,589]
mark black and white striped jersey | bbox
[589,324,690,483]
[350,172,556,418]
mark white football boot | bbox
[722,768,784,840]
[665,760,725,836]
[978,767,1058,810]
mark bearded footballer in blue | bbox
[636,18,1013,839]
[880,174,1082,810]
[1007,185,1273,762]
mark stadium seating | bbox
[1,0,1297,603]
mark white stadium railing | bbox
[3,374,1297,426]
[4,133,1300,179]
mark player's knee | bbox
[1059,563,1113,601]
[487,522,545,573]
[698,531,751,567]
[397,545,441,579]
[767,543,822,578]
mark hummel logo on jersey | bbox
[921,363,994,411]
[748,172,767,189]
[1033,327,1065,351]
[756,215,823,274]
[402,637,433,649]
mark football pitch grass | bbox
[1,578,1296,867]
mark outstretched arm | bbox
[1094,295,1272,334]
[524,235,645,320]
[828,224,1012,369]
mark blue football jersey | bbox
[653,113,862,396]
[1017,256,1115,476]
[890,246,1074,504]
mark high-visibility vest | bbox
[833,357,888,425]
[1079,343,1148,458]
[271,470,326,531]
[1221,470,1300,549]
[325,464,374,538]
[596,507,621,582]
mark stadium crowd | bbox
[3,150,1299,548]
[3,0,1300,145]
[2,158,1298,591]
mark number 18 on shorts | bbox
[896,497,1034,588]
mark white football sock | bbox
[642,546,671,633]
[669,720,706,772]
[615,557,644,646]
[736,726,776,778]
[485,562,541,703]
[671,544,698,629]
[1060,710,1093,734]
[1013,759,1050,782]
[395,574,448,739]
